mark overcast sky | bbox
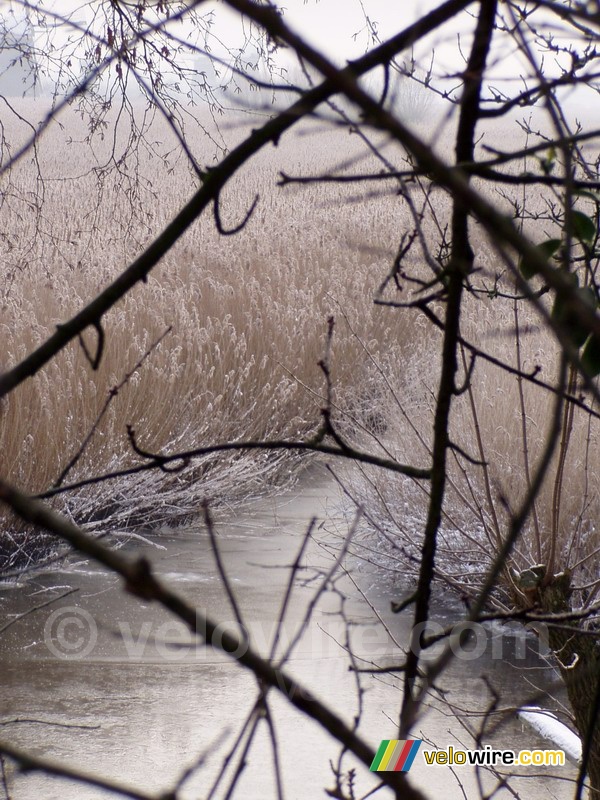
[205,0,460,70]
[4,0,596,118]
[260,0,430,58]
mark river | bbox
[0,465,577,799]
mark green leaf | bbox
[574,188,600,204]
[519,238,562,280]
[539,147,556,176]
[572,210,596,245]
[581,332,600,377]
[552,283,596,349]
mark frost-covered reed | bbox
[0,105,411,567]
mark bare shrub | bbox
[346,190,600,611]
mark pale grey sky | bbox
[204,0,458,69]
[4,0,596,119]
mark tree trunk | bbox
[540,573,600,797]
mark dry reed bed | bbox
[0,106,413,567]
[4,101,597,594]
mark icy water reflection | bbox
[0,466,577,799]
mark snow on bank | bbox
[518,706,582,764]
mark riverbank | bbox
[0,467,575,799]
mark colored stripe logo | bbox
[370,739,422,772]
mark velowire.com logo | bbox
[370,739,422,773]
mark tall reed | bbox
[0,105,413,567]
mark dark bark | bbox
[540,575,600,796]
[400,0,498,736]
